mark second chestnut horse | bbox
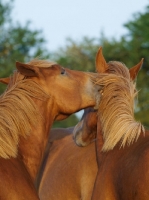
[75,49,148,200]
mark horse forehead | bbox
[41,64,61,70]
[39,64,62,76]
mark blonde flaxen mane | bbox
[28,59,56,68]
[0,69,49,159]
[96,61,145,151]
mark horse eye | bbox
[61,68,66,75]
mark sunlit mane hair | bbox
[96,61,145,151]
[28,59,56,68]
[0,69,49,159]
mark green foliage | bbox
[118,7,149,128]
[0,0,13,26]
[52,114,79,128]
[0,0,50,93]
[53,37,99,71]
[0,0,79,128]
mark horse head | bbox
[73,47,143,147]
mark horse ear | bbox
[129,58,144,81]
[16,61,39,77]
[95,47,108,73]
[0,77,10,84]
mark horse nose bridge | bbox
[84,72,102,91]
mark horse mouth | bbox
[73,135,88,147]
[73,125,92,147]
[94,86,103,110]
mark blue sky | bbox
[13,0,149,51]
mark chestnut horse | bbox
[75,50,149,200]
[0,60,100,200]
[38,48,143,200]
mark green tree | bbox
[101,6,149,127]
[123,6,149,127]
[0,0,50,93]
[0,0,79,128]
[52,114,79,128]
[53,37,99,71]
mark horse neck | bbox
[18,98,55,182]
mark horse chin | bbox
[55,113,70,121]
[73,137,90,147]
[73,131,91,147]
